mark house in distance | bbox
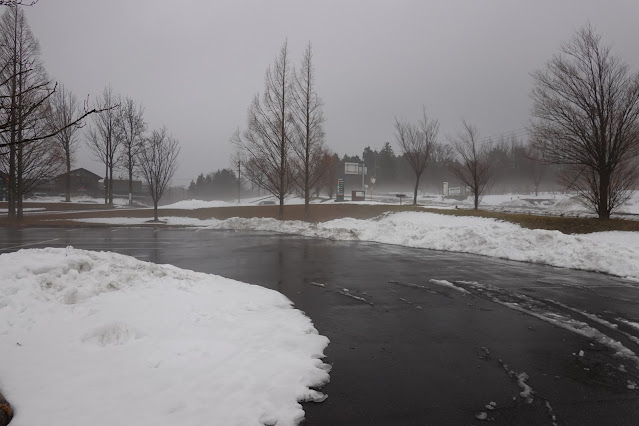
[54,168,102,197]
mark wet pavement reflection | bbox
[2,227,639,425]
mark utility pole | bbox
[237,160,241,204]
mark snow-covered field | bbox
[20,191,639,218]
[162,196,330,209]
[22,195,133,205]
[0,248,330,426]
[0,208,45,213]
[418,191,639,217]
[70,211,639,282]
[163,191,639,217]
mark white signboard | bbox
[449,186,461,196]
[443,182,448,196]
[345,162,360,175]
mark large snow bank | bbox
[0,248,330,426]
[71,211,639,281]
[218,212,639,279]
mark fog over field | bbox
[25,0,639,185]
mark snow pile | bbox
[204,212,639,280]
[71,211,639,280]
[0,248,330,426]
[580,231,639,252]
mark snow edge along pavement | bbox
[70,211,639,282]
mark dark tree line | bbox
[188,168,239,201]
[339,135,554,200]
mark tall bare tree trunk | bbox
[233,42,293,216]
[108,162,114,205]
[290,43,326,221]
[16,144,22,220]
[16,40,23,221]
[599,169,610,219]
[7,132,15,220]
[104,163,108,204]
[305,143,309,221]
[279,50,287,221]
[413,171,422,205]
[128,167,133,205]
[65,158,71,202]
[6,6,17,221]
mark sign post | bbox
[336,178,345,202]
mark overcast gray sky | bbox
[24,0,639,187]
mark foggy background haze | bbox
[24,0,639,187]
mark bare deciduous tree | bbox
[10,126,62,194]
[317,150,338,199]
[394,108,439,205]
[530,24,639,219]
[87,85,121,206]
[447,121,492,209]
[0,6,101,222]
[290,42,326,221]
[47,84,80,202]
[0,5,60,220]
[118,97,145,205]
[521,143,547,197]
[233,42,294,220]
[137,127,180,221]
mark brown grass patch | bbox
[1,202,638,235]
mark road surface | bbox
[2,227,639,425]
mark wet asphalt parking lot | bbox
[2,226,639,425]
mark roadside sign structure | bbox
[344,162,360,175]
[449,186,461,196]
[344,162,367,193]
[336,178,345,202]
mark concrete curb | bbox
[0,391,12,426]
